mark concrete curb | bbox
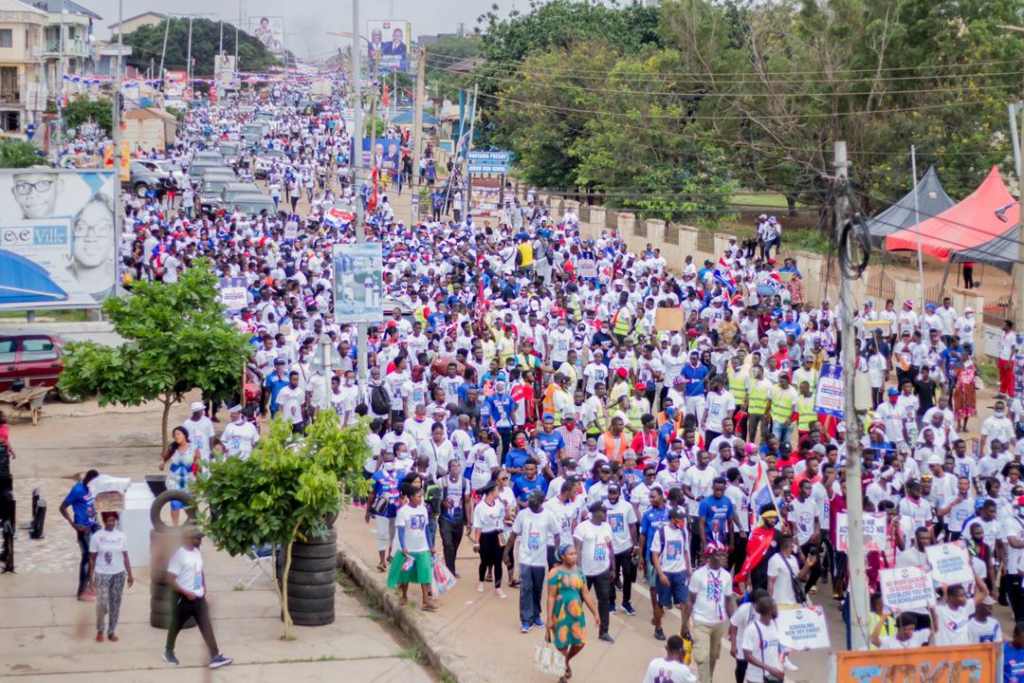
[336,536,488,683]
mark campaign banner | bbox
[925,542,974,586]
[470,177,502,217]
[333,243,383,323]
[367,20,410,73]
[813,362,844,419]
[879,565,934,611]
[219,277,248,314]
[836,643,998,683]
[284,218,299,241]
[576,251,597,279]
[250,16,285,57]
[361,138,404,172]
[214,53,238,90]
[834,512,887,553]
[775,605,830,651]
[0,170,118,310]
[164,70,186,100]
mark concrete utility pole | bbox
[835,140,869,651]
[158,14,170,81]
[999,26,1024,328]
[112,0,123,316]
[412,43,425,220]
[351,0,368,387]
[464,84,478,215]
[186,16,194,100]
[55,0,65,159]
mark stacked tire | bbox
[285,530,337,626]
[149,490,196,630]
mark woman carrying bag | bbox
[543,543,600,683]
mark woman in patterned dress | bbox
[159,426,199,526]
[545,544,599,683]
[952,356,977,433]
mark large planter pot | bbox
[281,531,337,627]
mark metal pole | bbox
[835,140,869,651]
[911,146,925,309]
[186,16,194,102]
[219,20,224,54]
[55,0,65,159]
[235,0,240,66]
[112,0,123,309]
[1012,103,1022,182]
[1018,56,1024,329]
[464,84,478,215]
[352,0,368,387]
[158,15,170,83]
[412,44,425,209]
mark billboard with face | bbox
[0,170,118,310]
[250,16,285,57]
[367,20,410,73]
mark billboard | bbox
[367,20,410,73]
[214,53,238,90]
[834,643,997,683]
[333,243,383,323]
[250,16,285,57]
[164,70,186,101]
[102,140,130,182]
[361,138,404,173]
[0,170,118,310]
[469,177,502,217]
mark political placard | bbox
[367,20,411,73]
[813,362,844,419]
[834,512,887,553]
[219,277,248,315]
[880,565,934,611]
[250,16,285,57]
[775,605,830,651]
[284,218,299,241]
[925,542,974,587]
[333,243,383,323]
[577,252,597,279]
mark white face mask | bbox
[382,462,395,472]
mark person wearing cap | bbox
[573,500,615,643]
[955,306,977,356]
[87,510,133,643]
[605,483,639,616]
[505,488,560,633]
[688,543,734,682]
[650,506,693,641]
[163,526,233,669]
[681,350,710,420]
[182,401,215,461]
[219,405,260,460]
[264,358,291,418]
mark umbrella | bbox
[0,250,69,305]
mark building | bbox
[108,10,163,36]
[29,0,101,105]
[0,0,47,133]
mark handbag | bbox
[371,491,389,516]
[783,553,807,605]
[533,638,566,676]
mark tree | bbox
[121,18,278,77]
[193,412,371,640]
[63,98,112,135]
[0,139,43,168]
[58,263,252,452]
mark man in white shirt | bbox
[980,400,1014,456]
[275,371,307,435]
[928,580,988,647]
[688,544,735,683]
[641,635,698,683]
[741,596,783,683]
[506,489,560,633]
[219,405,259,460]
[999,321,1019,398]
[651,507,693,641]
[605,484,639,615]
[182,402,215,461]
[573,501,615,642]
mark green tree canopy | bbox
[58,263,252,451]
[63,98,112,136]
[122,18,278,77]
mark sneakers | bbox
[598,633,615,643]
[495,588,508,599]
[809,585,818,594]
[654,627,666,641]
[609,604,617,614]
[476,582,485,593]
[521,622,533,634]
[533,617,544,628]
[209,655,233,669]
[163,652,180,666]
[95,632,104,643]
[622,603,637,616]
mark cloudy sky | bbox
[83,0,521,59]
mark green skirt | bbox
[387,551,433,586]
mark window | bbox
[0,30,12,48]
[21,338,57,362]
[0,340,14,364]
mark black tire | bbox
[134,182,151,198]
[150,490,196,531]
[289,609,335,626]
[287,596,335,613]
[290,543,337,560]
[286,583,336,600]
[301,530,338,546]
[56,385,81,403]
[288,556,337,573]
[286,569,336,586]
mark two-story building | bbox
[30,0,101,105]
[0,0,47,133]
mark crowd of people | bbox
[43,78,1024,682]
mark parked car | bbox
[0,330,71,395]
[128,160,172,198]
[198,172,240,214]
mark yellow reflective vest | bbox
[770,386,798,424]
[748,380,770,416]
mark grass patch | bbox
[978,360,998,386]
[397,645,423,662]
[729,192,799,209]
[0,310,90,323]
[783,228,833,255]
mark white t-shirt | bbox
[967,617,1002,644]
[641,657,697,683]
[544,496,583,542]
[167,546,205,598]
[276,385,306,425]
[89,529,128,575]
[573,519,613,577]
[741,619,782,683]
[469,444,499,490]
[512,508,560,567]
[932,602,974,646]
[472,498,505,534]
[182,416,216,460]
[704,391,736,432]
[787,497,819,545]
[878,629,930,649]
[730,602,757,662]
[650,523,691,574]
[221,419,260,460]
[767,553,800,604]
[395,502,431,553]
[606,498,638,554]
[688,565,733,623]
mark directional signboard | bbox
[468,150,511,175]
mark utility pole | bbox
[219,19,224,54]
[158,15,170,82]
[55,0,65,158]
[412,44,425,223]
[186,16,194,103]
[464,84,478,215]
[235,0,241,69]
[112,0,123,315]
[351,0,368,387]
[835,140,869,651]
[1018,56,1024,330]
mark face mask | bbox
[996,412,1005,419]
[565,423,575,431]
[382,462,395,472]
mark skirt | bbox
[387,550,433,586]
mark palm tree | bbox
[0,139,43,169]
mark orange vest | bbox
[601,431,629,461]
[542,383,558,419]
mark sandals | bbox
[422,602,438,612]
[376,562,387,573]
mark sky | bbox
[82,0,521,60]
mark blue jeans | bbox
[772,420,794,449]
[519,564,546,625]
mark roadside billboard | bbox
[470,177,502,217]
[333,243,383,323]
[367,20,410,73]
[214,54,238,90]
[361,138,404,173]
[834,643,997,682]
[250,16,285,57]
[164,70,186,101]
[0,170,118,310]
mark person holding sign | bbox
[741,595,784,683]
[927,577,989,647]
[870,611,931,649]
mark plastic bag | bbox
[534,639,566,676]
[431,553,457,597]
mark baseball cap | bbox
[927,454,943,466]
[189,401,204,412]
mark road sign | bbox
[467,150,511,163]
[468,163,509,174]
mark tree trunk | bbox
[281,531,298,640]
[786,194,798,217]
[160,393,174,453]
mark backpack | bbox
[425,483,443,517]
[370,385,390,415]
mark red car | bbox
[0,330,69,392]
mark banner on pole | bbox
[332,243,383,323]
[925,542,974,587]
[219,277,248,314]
[775,605,830,651]
[879,565,934,611]
[813,362,844,419]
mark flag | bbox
[749,460,775,524]
[382,83,389,108]
[735,526,775,585]
[713,257,736,293]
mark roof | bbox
[884,166,1020,271]
[29,0,101,19]
[867,166,955,248]
[108,10,164,30]
[444,56,483,73]
[124,107,178,122]
[0,0,48,18]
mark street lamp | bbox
[997,25,1024,330]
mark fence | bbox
[864,269,896,303]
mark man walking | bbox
[505,489,560,633]
[60,469,99,601]
[163,526,232,669]
[688,544,735,683]
[574,500,616,643]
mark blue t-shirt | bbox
[681,363,710,398]
[505,447,531,471]
[512,474,548,505]
[698,495,734,544]
[536,432,566,468]
[1007,643,1024,683]
[265,373,290,412]
[63,481,96,528]
[640,506,670,561]
[370,470,401,518]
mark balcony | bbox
[43,40,89,58]
[0,89,23,105]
